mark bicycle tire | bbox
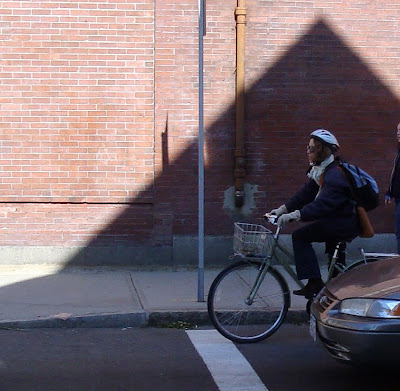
[207,260,290,343]
[346,257,379,271]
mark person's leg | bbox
[395,201,400,254]
[292,216,358,279]
[291,217,358,298]
[291,219,352,297]
[292,222,325,281]
[290,222,328,298]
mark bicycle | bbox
[207,214,398,344]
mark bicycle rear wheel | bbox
[346,257,379,271]
[207,260,290,343]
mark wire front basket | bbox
[233,222,273,257]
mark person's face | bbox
[397,122,400,143]
[306,138,317,164]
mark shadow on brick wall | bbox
[63,17,400,266]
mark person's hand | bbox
[263,213,278,225]
[385,195,392,206]
[277,210,301,227]
[270,204,287,217]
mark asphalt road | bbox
[0,325,396,391]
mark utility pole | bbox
[197,0,206,302]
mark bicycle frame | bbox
[243,224,304,305]
[241,219,399,307]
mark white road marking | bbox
[186,330,270,391]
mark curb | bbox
[148,310,309,327]
[0,312,148,329]
[0,309,309,329]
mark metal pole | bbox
[197,0,205,302]
[234,0,247,207]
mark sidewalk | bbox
[0,265,310,329]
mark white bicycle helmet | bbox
[310,129,340,149]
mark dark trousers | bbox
[292,218,359,281]
[395,201,400,254]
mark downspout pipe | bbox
[234,1,247,207]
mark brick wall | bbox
[243,0,400,233]
[0,0,155,250]
[0,0,399,264]
[155,0,400,239]
[154,0,237,237]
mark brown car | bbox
[310,256,400,366]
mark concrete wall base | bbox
[0,233,396,267]
[0,245,173,268]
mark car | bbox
[310,256,400,366]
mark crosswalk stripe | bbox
[186,330,270,391]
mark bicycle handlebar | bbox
[263,213,278,226]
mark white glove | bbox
[277,210,301,226]
[269,204,287,218]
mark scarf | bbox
[307,155,334,185]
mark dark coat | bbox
[285,160,359,240]
[387,147,400,202]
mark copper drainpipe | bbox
[234,0,247,207]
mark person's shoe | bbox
[293,278,324,299]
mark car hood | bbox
[326,257,400,300]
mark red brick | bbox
[0,0,399,252]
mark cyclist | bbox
[267,129,360,298]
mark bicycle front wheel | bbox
[207,260,290,343]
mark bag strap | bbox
[336,165,358,205]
